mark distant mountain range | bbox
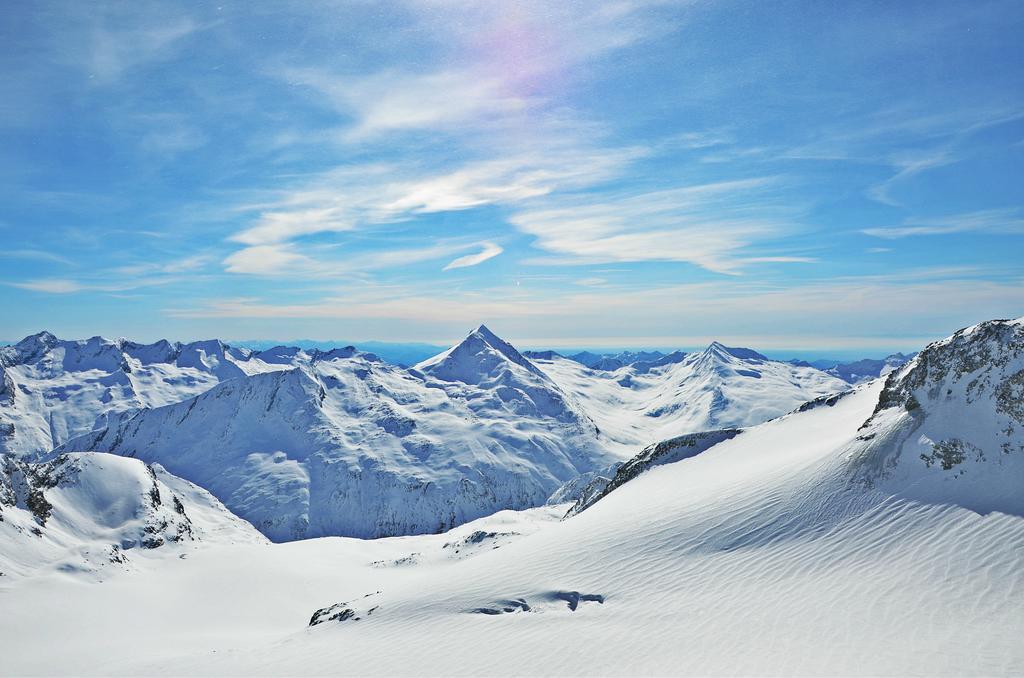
[4,325,845,541]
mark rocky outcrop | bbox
[847,318,1024,517]
[565,429,743,516]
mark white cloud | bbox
[286,68,529,141]
[47,6,205,85]
[509,178,802,274]
[864,208,1024,239]
[11,279,84,294]
[868,148,955,206]
[223,244,322,276]
[113,254,212,276]
[223,240,490,277]
[443,243,503,271]
[0,249,74,265]
[232,207,356,246]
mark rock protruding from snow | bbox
[0,452,265,579]
[564,429,744,516]
[546,462,622,506]
[847,317,1024,516]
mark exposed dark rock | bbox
[567,429,742,516]
[309,604,356,626]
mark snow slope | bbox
[58,327,610,541]
[533,340,847,452]
[0,451,265,580]
[3,318,1021,676]
[0,332,293,458]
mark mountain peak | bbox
[415,325,545,386]
[14,330,59,351]
[701,342,768,362]
[473,323,496,337]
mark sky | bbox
[1,0,1023,354]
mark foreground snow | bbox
[3,375,1021,676]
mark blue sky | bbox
[1,0,1022,353]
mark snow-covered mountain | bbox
[823,352,914,383]
[845,318,1023,514]
[0,451,265,579]
[563,318,1024,518]
[57,327,610,541]
[561,349,671,371]
[0,332,297,458]
[4,318,1020,676]
[532,340,848,452]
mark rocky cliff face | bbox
[560,429,744,515]
[846,318,1024,516]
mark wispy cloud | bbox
[0,249,74,265]
[11,279,84,294]
[7,272,200,295]
[222,244,319,276]
[223,239,497,277]
[285,67,530,142]
[443,242,503,271]
[509,178,802,274]
[867,148,955,207]
[864,208,1024,239]
[43,5,206,85]
[113,254,212,276]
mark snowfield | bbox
[2,318,1022,676]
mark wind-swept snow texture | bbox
[0,452,265,579]
[3,318,1021,676]
[59,326,609,540]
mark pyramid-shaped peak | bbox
[415,325,545,385]
[701,341,768,362]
